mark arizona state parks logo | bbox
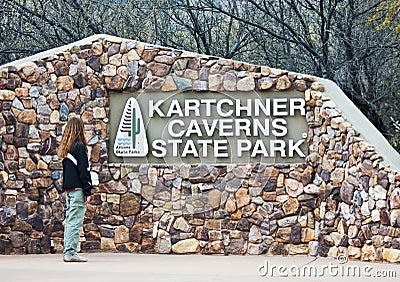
[114,97,148,157]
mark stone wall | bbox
[0,35,400,262]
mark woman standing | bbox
[57,117,93,262]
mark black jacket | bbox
[62,141,93,196]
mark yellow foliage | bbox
[370,0,400,31]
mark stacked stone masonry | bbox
[0,36,400,263]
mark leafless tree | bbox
[194,0,400,150]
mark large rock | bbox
[285,179,304,197]
[360,159,374,177]
[301,228,314,242]
[47,94,60,110]
[154,55,175,65]
[249,225,262,243]
[269,242,287,255]
[87,56,101,72]
[9,231,24,248]
[276,227,291,242]
[0,239,12,255]
[105,75,125,90]
[12,97,24,111]
[340,181,354,204]
[129,225,143,243]
[0,78,7,89]
[25,238,41,254]
[390,187,400,209]
[223,72,237,91]
[101,237,116,250]
[54,61,70,76]
[155,230,171,254]
[308,241,319,256]
[120,192,141,216]
[41,236,51,254]
[208,74,223,91]
[390,209,400,226]
[348,246,361,259]
[277,216,297,227]
[148,62,171,77]
[193,80,207,91]
[81,241,101,252]
[99,180,128,194]
[161,76,178,91]
[276,75,291,90]
[282,197,299,215]
[237,76,255,91]
[377,170,389,188]
[0,207,16,226]
[380,209,391,225]
[247,243,261,255]
[5,145,18,160]
[141,49,158,62]
[304,184,320,194]
[257,77,273,90]
[201,241,224,254]
[225,178,243,193]
[173,217,191,232]
[141,237,155,253]
[189,165,209,179]
[382,248,400,263]
[115,226,130,244]
[330,168,344,186]
[117,242,139,253]
[207,190,221,210]
[225,197,237,213]
[40,138,58,155]
[361,245,376,261]
[173,76,191,90]
[55,76,74,91]
[27,214,43,231]
[235,188,251,208]
[227,238,247,254]
[109,54,122,66]
[18,64,40,83]
[172,238,200,254]
[293,79,308,91]
[184,69,198,80]
[288,244,309,255]
[0,90,15,100]
[102,65,117,76]
[108,43,120,56]
[127,49,140,61]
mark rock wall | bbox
[0,35,400,262]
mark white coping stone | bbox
[318,77,400,171]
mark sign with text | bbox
[109,91,308,164]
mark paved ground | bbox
[0,253,399,282]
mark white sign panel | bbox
[109,91,308,164]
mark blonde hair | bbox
[57,116,88,158]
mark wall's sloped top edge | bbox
[318,78,400,171]
[1,34,123,68]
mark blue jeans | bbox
[63,189,86,257]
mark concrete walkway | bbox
[0,253,399,282]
